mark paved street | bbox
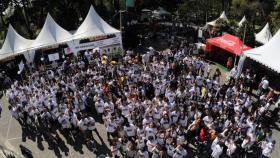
[0,96,111,158]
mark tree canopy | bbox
[0,0,280,45]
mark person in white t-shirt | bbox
[78,117,88,133]
[172,145,187,158]
[196,75,204,87]
[225,139,236,157]
[124,123,136,139]
[95,98,104,114]
[259,76,269,95]
[146,136,157,154]
[137,148,149,158]
[260,140,275,158]
[106,118,118,140]
[211,142,223,158]
[87,116,100,139]
[58,113,71,129]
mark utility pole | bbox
[119,10,126,32]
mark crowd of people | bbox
[4,42,279,158]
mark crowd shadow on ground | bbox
[19,120,111,158]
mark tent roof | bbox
[206,34,251,56]
[0,24,34,55]
[73,6,120,40]
[219,11,228,21]
[31,14,72,49]
[245,29,280,73]
[255,23,272,44]
[157,7,171,15]
[238,16,246,27]
[207,11,229,26]
[141,9,152,12]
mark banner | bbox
[48,53,60,61]
[69,35,122,53]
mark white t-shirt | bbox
[179,115,188,127]
[225,140,236,156]
[262,142,274,157]
[124,124,136,137]
[170,111,179,123]
[106,120,117,133]
[160,118,170,129]
[211,144,223,158]
[166,144,175,156]
[261,80,269,90]
[78,119,88,131]
[146,140,157,153]
[58,115,71,129]
[173,148,187,158]
[145,127,157,139]
[87,117,96,130]
[120,105,131,117]
[95,100,104,113]
[196,76,203,87]
[206,79,213,89]
[137,150,149,158]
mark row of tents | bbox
[0,6,121,61]
[205,30,280,74]
[205,11,280,75]
[206,11,272,45]
[238,29,280,74]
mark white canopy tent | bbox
[31,13,73,49]
[207,11,229,26]
[255,23,272,44]
[0,6,122,61]
[0,24,34,59]
[242,29,280,73]
[238,16,247,27]
[73,6,120,40]
[153,7,170,16]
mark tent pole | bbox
[235,23,247,67]
[120,11,122,32]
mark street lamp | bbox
[41,57,46,70]
[18,71,23,82]
[119,10,126,32]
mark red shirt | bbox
[199,128,207,142]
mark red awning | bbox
[206,34,251,56]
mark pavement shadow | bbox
[21,126,37,142]
[95,140,111,157]
[265,111,280,131]
[39,129,69,158]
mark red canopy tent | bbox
[206,34,251,56]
